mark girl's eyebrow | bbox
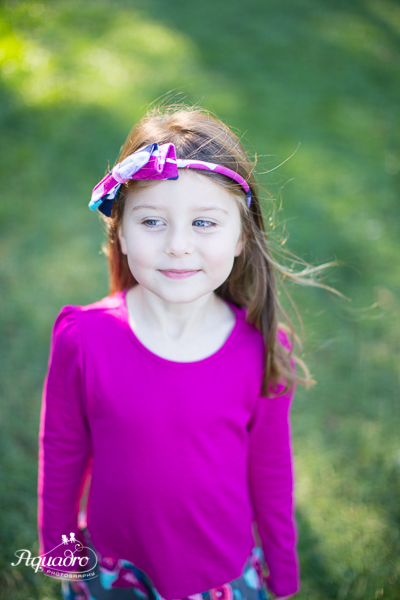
[131,204,229,215]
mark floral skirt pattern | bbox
[61,528,269,600]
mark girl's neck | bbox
[124,285,236,362]
[126,285,227,341]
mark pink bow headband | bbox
[89,142,252,216]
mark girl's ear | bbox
[118,225,128,255]
[234,233,245,257]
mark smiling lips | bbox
[159,269,201,279]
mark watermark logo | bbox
[11,533,98,581]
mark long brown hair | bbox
[100,105,339,396]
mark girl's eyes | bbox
[192,219,216,228]
[142,219,216,229]
[142,219,163,227]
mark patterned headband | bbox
[89,142,252,216]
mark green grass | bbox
[0,0,399,598]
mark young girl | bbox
[38,106,314,600]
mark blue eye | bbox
[143,219,163,227]
[142,219,216,228]
[193,220,216,228]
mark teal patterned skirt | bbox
[61,528,269,600]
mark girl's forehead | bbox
[125,171,242,211]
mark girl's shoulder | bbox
[73,290,125,314]
[276,327,294,352]
[232,302,293,353]
[51,291,126,340]
[229,304,293,388]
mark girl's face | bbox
[118,171,244,305]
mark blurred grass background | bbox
[0,0,399,598]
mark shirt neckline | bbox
[120,287,242,368]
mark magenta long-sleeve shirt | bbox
[38,290,300,598]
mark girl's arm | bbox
[38,307,92,569]
[247,333,299,598]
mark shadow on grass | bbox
[296,508,340,599]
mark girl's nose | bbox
[164,225,194,257]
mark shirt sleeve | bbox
[38,306,92,569]
[247,331,300,597]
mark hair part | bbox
[100,105,337,396]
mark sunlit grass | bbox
[0,1,230,115]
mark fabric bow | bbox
[89,142,251,216]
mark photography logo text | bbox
[11,532,97,580]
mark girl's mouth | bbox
[159,270,201,279]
